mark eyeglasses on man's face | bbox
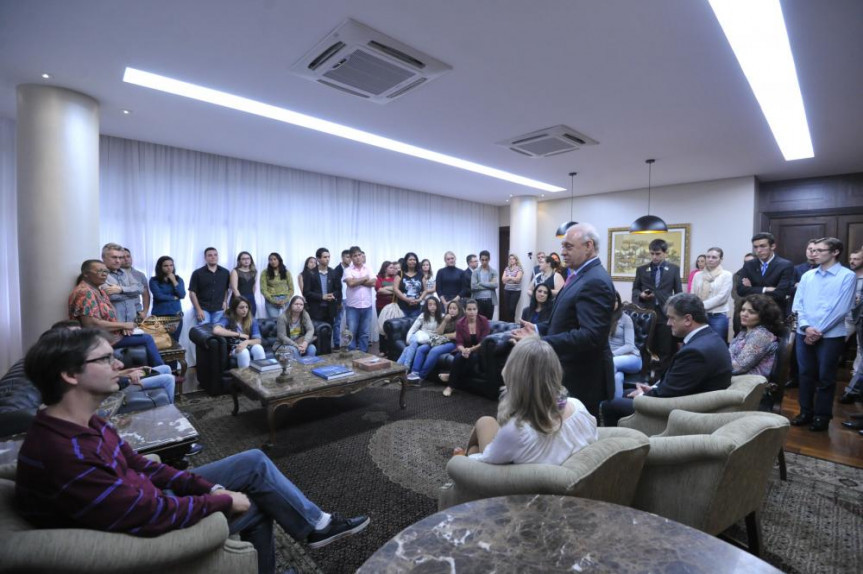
[84,353,116,366]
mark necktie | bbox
[565,272,577,286]
[760,261,768,276]
[652,266,661,288]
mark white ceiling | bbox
[1,0,861,205]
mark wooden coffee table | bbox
[229,351,407,449]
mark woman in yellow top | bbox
[260,252,294,318]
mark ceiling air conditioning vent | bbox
[498,125,599,158]
[290,19,451,104]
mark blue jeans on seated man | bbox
[138,364,176,402]
[613,354,643,398]
[194,449,326,574]
[412,342,456,379]
[345,306,373,352]
[706,313,729,343]
[285,343,317,362]
[113,333,165,366]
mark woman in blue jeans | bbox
[609,292,641,398]
[408,300,464,382]
[398,297,441,371]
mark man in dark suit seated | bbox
[737,232,794,315]
[511,222,615,416]
[600,293,732,426]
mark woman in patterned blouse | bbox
[729,294,783,376]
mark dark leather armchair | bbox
[190,318,332,395]
[384,317,518,398]
[620,303,657,385]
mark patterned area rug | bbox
[180,384,862,574]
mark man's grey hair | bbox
[666,293,708,324]
[101,242,124,258]
[569,223,601,251]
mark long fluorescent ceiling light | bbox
[123,67,565,192]
[708,0,813,161]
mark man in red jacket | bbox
[16,328,369,574]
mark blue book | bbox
[311,364,355,381]
[297,356,324,365]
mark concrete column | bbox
[509,195,538,320]
[17,85,100,348]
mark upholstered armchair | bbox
[0,461,257,573]
[438,427,650,510]
[631,411,789,556]
[618,374,766,436]
[190,317,332,395]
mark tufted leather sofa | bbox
[620,303,658,385]
[190,318,332,395]
[384,317,518,398]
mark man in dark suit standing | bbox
[304,248,342,337]
[600,293,732,426]
[511,223,615,416]
[632,238,682,371]
[736,232,794,314]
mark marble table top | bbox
[229,350,406,401]
[358,495,781,573]
[0,404,197,465]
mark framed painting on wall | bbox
[606,224,691,281]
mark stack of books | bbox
[311,364,355,381]
[250,358,281,373]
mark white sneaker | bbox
[406,372,421,381]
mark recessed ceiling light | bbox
[709,0,813,161]
[122,67,566,193]
[41,73,52,80]
[121,109,132,115]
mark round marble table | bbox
[357,495,782,573]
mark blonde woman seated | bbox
[276,295,317,361]
[453,336,598,464]
[212,296,266,368]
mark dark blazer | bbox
[646,326,732,397]
[537,258,615,416]
[736,255,794,312]
[455,314,490,347]
[632,261,682,318]
[304,267,341,321]
[459,268,473,299]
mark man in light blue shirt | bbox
[791,237,856,431]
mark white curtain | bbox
[0,132,498,372]
[0,117,22,373]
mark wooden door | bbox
[767,213,863,263]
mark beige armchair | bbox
[619,374,766,436]
[0,461,257,574]
[438,427,650,510]
[631,411,789,556]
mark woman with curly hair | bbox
[729,294,783,377]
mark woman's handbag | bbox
[378,302,404,332]
[138,316,174,350]
[429,334,451,347]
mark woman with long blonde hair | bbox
[453,336,597,464]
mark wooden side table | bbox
[158,342,188,397]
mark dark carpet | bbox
[181,384,863,574]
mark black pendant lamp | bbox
[555,171,578,238]
[629,159,668,234]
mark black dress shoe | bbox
[790,413,813,426]
[809,417,830,432]
[838,393,861,405]
[841,419,863,430]
[785,379,799,389]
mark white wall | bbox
[503,176,757,299]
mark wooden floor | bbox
[780,385,863,469]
